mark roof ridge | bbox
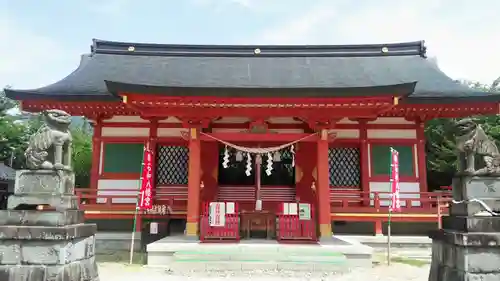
[91,39,427,58]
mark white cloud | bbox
[254,0,500,84]
[0,16,78,90]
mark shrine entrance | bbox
[217,144,295,189]
[199,132,318,242]
[216,143,296,239]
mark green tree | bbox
[425,78,500,189]
[0,88,28,167]
[0,88,92,187]
[71,119,92,188]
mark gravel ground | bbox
[98,262,430,281]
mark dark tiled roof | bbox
[0,163,15,181]
[5,39,500,102]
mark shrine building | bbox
[5,39,500,241]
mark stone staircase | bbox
[146,238,373,272]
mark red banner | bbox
[390,148,401,212]
[139,148,153,210]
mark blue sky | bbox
[2,0,500,90]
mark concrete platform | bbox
[146,236,373,272]
[92,232,431,254]
[336,235,432,248]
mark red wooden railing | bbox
[199,202,240,242]
[75,187,452,215]
[73,187,452,236]
[329,190,452,213]
[277,203,316,243]
[70,187,455,238]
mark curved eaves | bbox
[4,55,117,101]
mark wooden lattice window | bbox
[328,147,361,188]
[156,145,189,185]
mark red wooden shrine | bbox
[6,39,499,239]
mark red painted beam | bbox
[101,121,419,130]
[123,93,397,104]
[21,99,499,120]
[199,132,328,142]
[135,106,383,119]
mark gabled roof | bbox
[5,39,500,103]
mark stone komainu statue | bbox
[25,109,73,170]
[455,118,500,176]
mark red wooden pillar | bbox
[416,120,428,202]
[317,129,332,238]
[89,119,102,204]
[186,128,201,237]
[359,120,370,205]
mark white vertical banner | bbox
[226,202,235,214]
[209,202,226,227]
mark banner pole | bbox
[387,148,393,266]
[129,147,147,265]
[387,206,392,265]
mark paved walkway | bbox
[335,235,431,246]
[99,262,429,281]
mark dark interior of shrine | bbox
[217,145,295,187]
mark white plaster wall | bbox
[367,129,416,139]
[213,117,250,123]
[157,128,187,137]
[329,129,360,139]
[101,127,150,137]
[158,117,181,123]
[212,128,245,133]
[103,115,149,123]
[369,182,421,207]
[213,128,305,134]
[369,117,415,124]
[267,117,302,124]
[367,143,372,176]
[99,142,104,175]
[270,129,304,134]
[337,118,358,124]
[97,179,140,204]
[414,144,419,177]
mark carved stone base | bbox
[0,258,99,281]
[14,170,75,195]
[449,199,500,216]
[0,223,99,281]
[452,176,500,199]
[0,210,84,226]
[442,216,500,232]
[449,176,500,216]
[429,229,500,281]
[7,195,79,210]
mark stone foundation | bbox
[429,176,500,281]
[0,169,99,281]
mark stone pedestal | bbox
[429,176,500,281]
[0,170,99,281]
